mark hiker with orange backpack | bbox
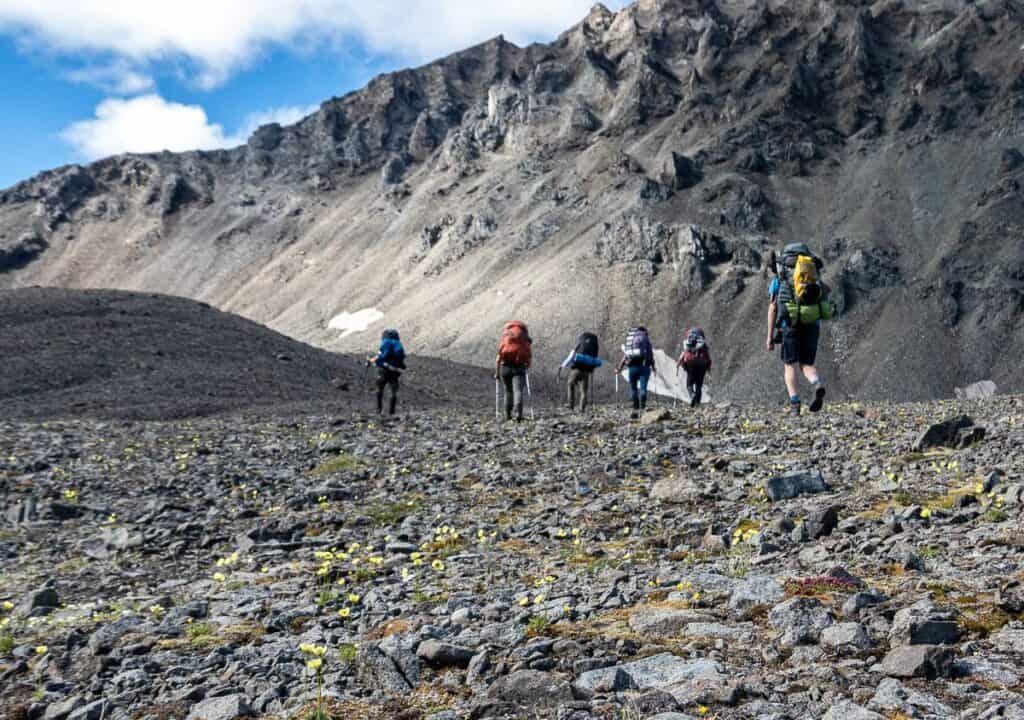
[767,243,836,416]
[676,327,711,408]
[615,326,656,419]
[495,320,532,422]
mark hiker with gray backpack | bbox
[615,326,656,419]
[559,331,603,414]
[367,329,406,416]
[766,243,837,416]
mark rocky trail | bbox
[3,397,1024,720]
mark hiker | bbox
[560,332,603,413]
[766,243,835,416]
[495,320,532,422]
[615,326,656,419]
[368,329,406,415]
[676,327,711,408]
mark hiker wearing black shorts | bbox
[767,244,834,416]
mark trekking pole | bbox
[525,371,535,420]
[495,377,500,420]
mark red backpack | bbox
[498,321,532,367]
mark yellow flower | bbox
[347,594,361,604]
[920,508,932,519]
[697,706,709,716]
[432,560,445,571]
[410,552,422,561]
[533,594,545,605]
[518,597,530,607]
[213,572,226,582]
[307,658,323,671]
[336,578,346,586]
[35,645,48,655]
[563,605,571,615]
[1,601,12,611]
[692,592,702,602]
[338,608,351,618]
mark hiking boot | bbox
[789,402,801,417]
[630,411,639,420]
[809,386,826,413]
[690,394,700,408]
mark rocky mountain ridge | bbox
[1,0,1023,401]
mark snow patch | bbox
[329,308,384,338]
[617,348,711,404]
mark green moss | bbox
[312,453,366,476]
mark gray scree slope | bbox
[1,0,1022,402]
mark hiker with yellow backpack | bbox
[766,243,836,416]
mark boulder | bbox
[878,644,954,679]
[764,470,828,501]
[768,597,834,647]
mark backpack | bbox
[683,327,707,352]
[776,244,835,325]
[575,332,599,358]
[378,330,406,369]
[624,327,652,365]
[682,347,711,369]
[498,321,532,367]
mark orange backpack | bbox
[498,321,532,367]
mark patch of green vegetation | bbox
[317,589,336,607]
[338,643,358,663]
[985,508,1009,523]
[366,499,421,527]
[919,546,941,559]
[312,453,366,476]
[0,633,14,655]
[185,621,213,642]
[526,615,552,637]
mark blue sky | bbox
[0,0,629,190]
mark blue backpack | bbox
[377,330,406,370]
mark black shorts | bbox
[781,323,820,366]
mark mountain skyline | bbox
[0,0,629,188]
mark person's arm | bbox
[615,355,625,374]
[676,351,685,369]
[767,298,778,351]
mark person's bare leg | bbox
[802,365,820,385]
[784,364,801,398]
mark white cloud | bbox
[60,95,318,160]
[235,104,319,141]
[61,95,221,159]
[65,61,154,94]
[0,1,631,87]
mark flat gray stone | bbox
[821,700,884,720]
[187,696,251,720]
[728,575,785,617]
[868,677,953,717]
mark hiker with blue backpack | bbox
[615,326,656,419]
[367,329,406,415]
[560,331,603,414]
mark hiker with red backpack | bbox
[495,320,532,422]
[560,331,603,414]
[615,326,656,419]
[676,327,711,408]
[766,243,836,416]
